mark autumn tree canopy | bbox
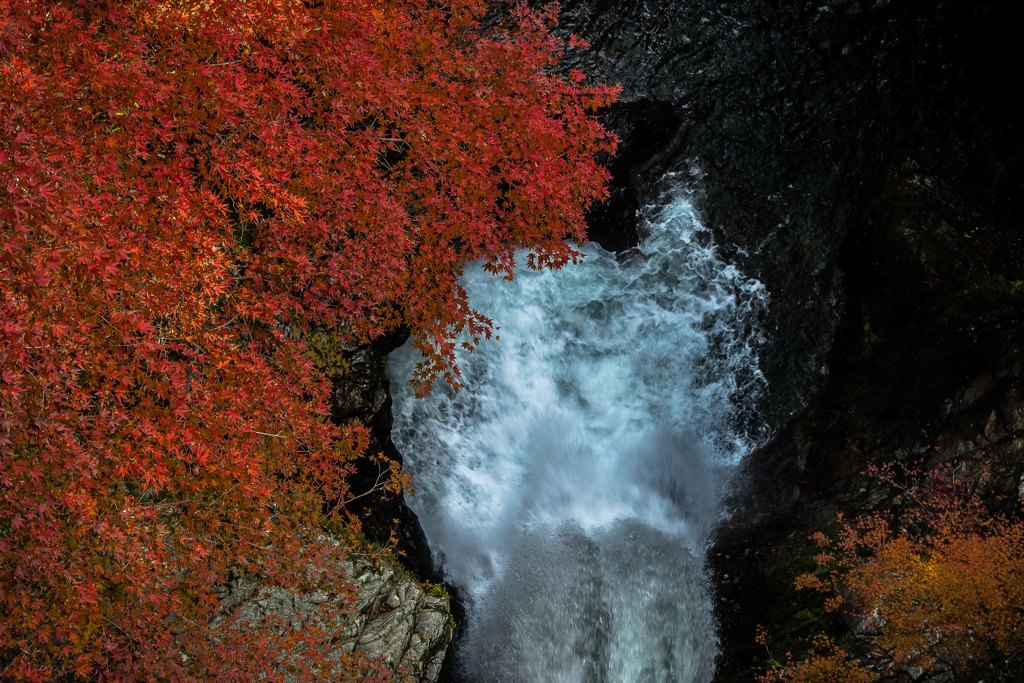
[0,0,616,679]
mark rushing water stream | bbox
[388,192,767,682]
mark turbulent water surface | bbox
[389,192,766,682]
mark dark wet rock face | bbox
[709,42,1024,683]
[586,99,683,252]
[559,0,1014,427]
[711,144,1024,680]
[324,331,437,582]
[546,0,1024,679]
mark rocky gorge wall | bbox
[552,0,1024,679]
[711,138,1024,680]
[695,3,1024,681]
[558,0,1020,427]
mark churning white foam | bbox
[389,192,766,682]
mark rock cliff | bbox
[711,137,1024,679]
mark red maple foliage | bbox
[0,0,616,679]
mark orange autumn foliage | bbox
[794,465,1024,679]
[0,0,616,679]
[757,634,873,683]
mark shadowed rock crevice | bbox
[711,121,1024,682]
[558,0,1017,427]
[547,0,1024,679]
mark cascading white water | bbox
[388,192,767,682]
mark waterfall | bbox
[388,190,767,682]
